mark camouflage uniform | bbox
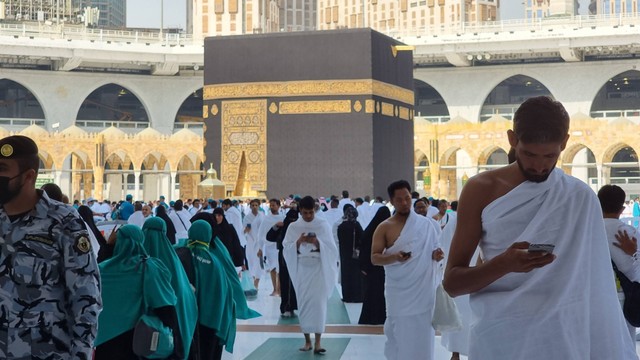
[0,190,102,360]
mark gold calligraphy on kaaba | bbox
[278,100,352,114]
[204,79,414,107]
[221,100,267,193]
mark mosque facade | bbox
[0,17,639,202]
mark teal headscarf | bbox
[210,236,261,320]
[96,225,177,346]
[143,217,198,359]
[186,220,237,353]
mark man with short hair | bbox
[0,135,102,358]
[222,199,246,248]
[128,203,152,228]
[189,198,201,216]
[598,184,640,345]
[283,196,338,354]
[372,180,443,360]
[433,199,451,230]
[444,96,636,359]
[413,198,428,217]
[118,194,135,220]
[338,190,354,211]
[244,199,265,287]
[258,198,285,296]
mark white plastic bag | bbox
[431,283,463,332]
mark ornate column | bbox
[134,170,141,201]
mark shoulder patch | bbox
[74,234,92,254]
[24,234,54,246]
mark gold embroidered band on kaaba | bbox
[204,79,414,106]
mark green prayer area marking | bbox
[277,288,351,325]
[243,337,351,360]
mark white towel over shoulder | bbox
[470,168,637,360]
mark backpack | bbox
[612,261,640,327]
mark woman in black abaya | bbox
[358,206,391,324]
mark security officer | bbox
[0,135,102,359]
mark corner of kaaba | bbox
[203,28,415,198]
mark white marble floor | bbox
[223,278,640,360]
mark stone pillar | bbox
[134,171,141,201]
[170,171,177,200]
[430,164,440,198]
[94,166,104,200]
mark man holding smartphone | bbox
[443,97,636,359]
[371,180,443,360]
[282,196,338,354]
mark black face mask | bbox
[0,171,26,205]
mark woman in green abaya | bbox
[143,217,199,360]
[95,225,179,360]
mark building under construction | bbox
[0,0,125,28]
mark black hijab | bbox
[77,205,107,247]
[359,206,391,271]
[155,205,177,244]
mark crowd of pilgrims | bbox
[41,184,456,360]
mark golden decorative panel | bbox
[203,105,209,119]
[399,106,410,120]
[204,79,414,106]
[365,99,375,113]
[269,102,278,114]
[353,100,362,112]
[221,100,267,192]
[211,104,219,116]
[381,102,394,117]
[279,100,352,114]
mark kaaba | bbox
[203,29,415,199]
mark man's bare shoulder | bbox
[462,165,519,208]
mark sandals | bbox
[314,348,327,354]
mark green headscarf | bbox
[96,225,177,346]
[210,237,261,320]
[143,217,198,359]
[186,220,237,353]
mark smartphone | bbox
[307,232,316,237]
[246,223,252,229]
[528,243,555,254]
[400,251,412,258]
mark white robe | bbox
[471,168,637,360]
[258,212,285,272]
[127,211,147,228]
[243,212,265,279]
[383,210,441,360]
[225,206,247,247]
[168,209,191,241]
[283,216,338,334]
[439,213,476,356]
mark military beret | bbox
[0,135,39,160]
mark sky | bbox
[126,0,592,31]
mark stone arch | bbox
[174,87,203,125]
[0,78,46,124]
[561,144,597,188]
[414,79,450,122]
[176,153,204,200]
[440,146,473,200]
[604,144,639,182]
[590,70,640,119]
[414,150,431,192]
[479,74,554,122]
[75,83,150,126]
[477,146,508,170]
[61,150,94,202]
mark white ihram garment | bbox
[383,210,440,360]
[258,212,285,272]
[470,168,637,360]
[283,216,338,334]
[243,212,264,279]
